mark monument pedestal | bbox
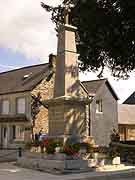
[45,96,90,143]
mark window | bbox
[2,100,9,114]
[3,127,7,138]
[12,125,16,139]
[96,100,103,113]
[16,97,26,114]
[16,126,24,140]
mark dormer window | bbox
[23,72,32,80]
[2,100,9,114]
[16,97,26,114]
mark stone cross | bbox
[63,0,74,24]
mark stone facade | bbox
[0,91,32,147]
[47,97,88,138]
[90,83,118,146]
[31,72,55,134]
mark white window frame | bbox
[16,97,26,114]
[96,100,103,113]
[14,126,24,141]
[2,100,10,115]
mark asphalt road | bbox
[0,162,135,180]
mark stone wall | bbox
[91,83,118,146]
[48,99,87,138]
[31,59,56,134]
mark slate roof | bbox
[118,104,135,125]
[123,92,135,104]
[0,63,118,101]
[0,63,49,95]
[82,79,119,100]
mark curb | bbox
[69,169,135,180]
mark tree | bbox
[31,92,42,140]
[41,0,135,79]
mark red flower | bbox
[64,147,74,155]
[43,139,49,146]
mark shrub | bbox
[63,143,80,156]
[109,145,120,159]
[110,129,120,142]
[33,140,41,147]
[42,138,57,154]
[80,142,93,153]
[25,140,41,150]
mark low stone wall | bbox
[112,142,135,164]
[0,149,18,162]
[17,152,91,173]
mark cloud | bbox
[0,0,61,62]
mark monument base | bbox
[44,96,91,143]
[17,153,92,174]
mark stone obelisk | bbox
[45,0,89,142]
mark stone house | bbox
[118,92,135,141]
[118,104,135,141]
[0,55,56,148]
[0,56,118,147]
[82,79,119,146]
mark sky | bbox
[0,0,135,103]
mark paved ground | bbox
[0,162,135,180]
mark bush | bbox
[63,143,80,156]
[110,129,120,142]
[80,142,93,153]
[42,138,58,154]
[25,140,42,150]
[109,144,120,159]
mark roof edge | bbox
[81,78,107,84]
[105,80,119,100]
[0,62,49,75]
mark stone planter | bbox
[112,156,120,165]
[17,157,89,171]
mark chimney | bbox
[49,54,56,69]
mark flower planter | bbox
[112,156,120,165]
